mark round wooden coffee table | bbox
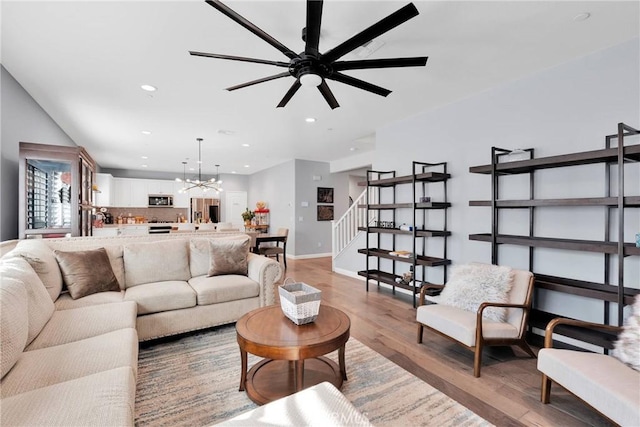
[236,304,350,405]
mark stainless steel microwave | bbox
[148,195,173,207]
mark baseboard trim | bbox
[289,252,332,260]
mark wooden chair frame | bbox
[417,275,536,377]
[540,318,622,404]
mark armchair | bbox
[538,318,640,426]
[416,264,536,377]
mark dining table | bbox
[250,233,287,267]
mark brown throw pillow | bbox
[54,248,121,299]
[208,237,249,277]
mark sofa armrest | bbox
[247,253,282,307]
[543,318,623,348]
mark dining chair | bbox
[258,227,288,269]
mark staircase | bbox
[332,188,377,259]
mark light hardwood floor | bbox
[282,257,612,427]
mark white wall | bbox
[340,38,640,324]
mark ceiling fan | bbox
[190,0,428,109]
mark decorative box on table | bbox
[279,281,322,325]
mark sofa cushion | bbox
[0,366,136,427]
[0,278,28,378]
[124,240,190,287]
[54,248,121,299]
[54,290,125,310]
[0,257,55,345]
[26,301,137,351]
[124,281,196,315]
[613,295,640,372]
[7,240,63,301]
[538,348,640,426]
[435,263,513,322]
[208,236,250,276]
[188,275,260,305]
[1,328,138,398]
[416,304,519,347]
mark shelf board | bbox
[468,233,640,255]
[358,248,451,266]
[469,144,640,175]
[469,196,640,208]
[359,171,450,187]
[534,274,639,304]
[357,227,451,237]
[529,310,619,349]
[357,270,420,293]
[361,202,450,210]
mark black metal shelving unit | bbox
[468,122,640,345]
[358,161,451,307]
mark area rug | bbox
[135,325,491,426]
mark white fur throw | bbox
[436,263,513,321]
[612,295,640,372]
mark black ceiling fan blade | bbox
[305,0,323,56]
[226,72,291,91]
[333,56,428,71]
[277,80,302,108]
[205,0,299,60]
[189,51,290,67]
[327,72,391,97]
[322,3,419,63]
[317,80,339,109]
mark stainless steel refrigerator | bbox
[190,198,220,223]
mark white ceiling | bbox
[2,1,639,177]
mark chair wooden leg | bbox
[541,374,552,403]
[283,253,287,269]
[417,324,424,343]
[473,341,483,378]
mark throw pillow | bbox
[0,277,29,378]
[437,263,513,322]
[612,295,640,372]
[8,240,63,301]
[54,248,121,299]
[208,236,250,276]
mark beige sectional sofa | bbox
[0,233,282,426]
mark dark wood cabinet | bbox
[358,161,451,307]
[468,122,640,345]
[19,142,96,239]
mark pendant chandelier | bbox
[176,138,223,194]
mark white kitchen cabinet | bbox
[113,178,131,207]
[147,179,175,195]
[173,182,190,208]
[92,227,119,237]
[129,180,148,207]
[94,173,114,207]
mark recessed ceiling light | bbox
[141,156,148,159]
[140,84,157,92]
[231,171,237,174]
[141,164,148,168]
[573,12,591,22]
[141,130,152,135]
[189,167,195,171]
[349,147,358,152]
[305,117,316,123]
[244,164,250,168]
[218,129,235,135]
[241,143,250,147]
